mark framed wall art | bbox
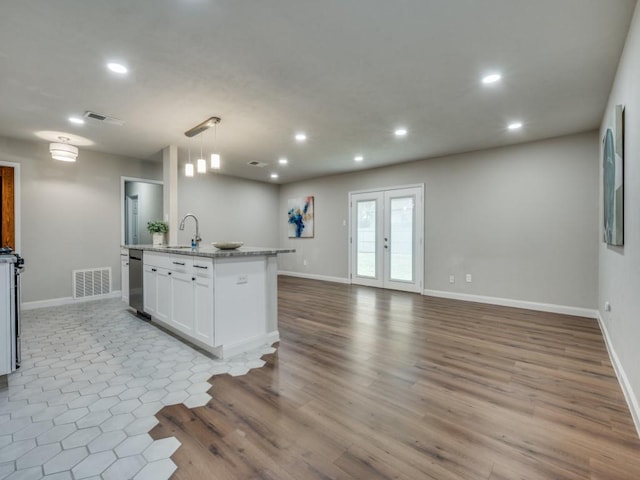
[288,196,314,238]
[603,104,624,246]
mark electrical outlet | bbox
[449,275,455,284]
[465,274,472,283]
[303,259,308,266]
[605,301,611,312]
[342,219,347,226]
[237,275,248,284]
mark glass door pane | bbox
[389,196,414,282]
[356,200,377,278]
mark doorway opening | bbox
[0,166,15,250]
[349,185,424,293]
[120,177,163,246]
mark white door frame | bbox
[348,184,424,293]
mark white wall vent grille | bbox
[73,267,112,299]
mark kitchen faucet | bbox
[179,213,201,247]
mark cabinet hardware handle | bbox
[172,261,186,266]
[194,265,208,269]
[168,272,172,275]
[192,277,196,281]
[152,268,157,272]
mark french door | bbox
[349,186,423,293]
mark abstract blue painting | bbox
[288,196,314,238]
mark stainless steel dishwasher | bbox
[128,249,144,313]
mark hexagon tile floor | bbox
[0,298,275,480]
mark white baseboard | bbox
[278,271,350,284]
[422,289,598,319]
[22,291,122,311]
[596,312,640,438]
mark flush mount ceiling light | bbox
[278,158,288,165]
[68,116,84,125]
[270,173,279,179]
[394,128,408,137]
[294,132,307,142]
[106,62,128,74]
[354,155,364,162]
[50,137,78,162]
[482,73,502,84]
[508,121,523,130]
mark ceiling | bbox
[0,0,636,183]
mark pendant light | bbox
[184,116,221,175]
[196,129,207,174]
[185,141,194,177]
[210,117,221,170]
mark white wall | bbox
[0,136,161,302]
[176,172,280,248]
[599,2,640,427]
[280,131,599,310]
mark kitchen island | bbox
[124,245,294,359]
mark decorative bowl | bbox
[212,241,243,250]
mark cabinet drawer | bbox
[192,258,213,278]
[144,252,194,271]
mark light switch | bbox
[449,275,455,284]
[465,274,472,283]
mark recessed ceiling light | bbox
[270,173,279,179]
[508,122,523,130]
[278,158,288,165]
[394,128,408,137]
[482,73,502,84]
[68,117,84,125]
[106,62,128,74]
[294,132,307,142]
[354,155,364,162]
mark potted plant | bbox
[147,221,168,246]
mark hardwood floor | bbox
[151,276,640,479]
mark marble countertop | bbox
[123,244,295,258]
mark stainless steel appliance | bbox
[0,247,24,375]
[128,249,144,313]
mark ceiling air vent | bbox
[248,161,268,168]
[83,111,125,126]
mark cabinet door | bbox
[171,271,194,335]
[155,269,172,324]
[194,271,214,346]
[143,265,157,316]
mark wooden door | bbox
[0,166,15,250]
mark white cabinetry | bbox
[193,261,214,346]
[141,250,278,359]
[143,264,158,317]
[143,252,213,346]
[155,268,171,324]
[120,249,129,303]
[170,270,195,335]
